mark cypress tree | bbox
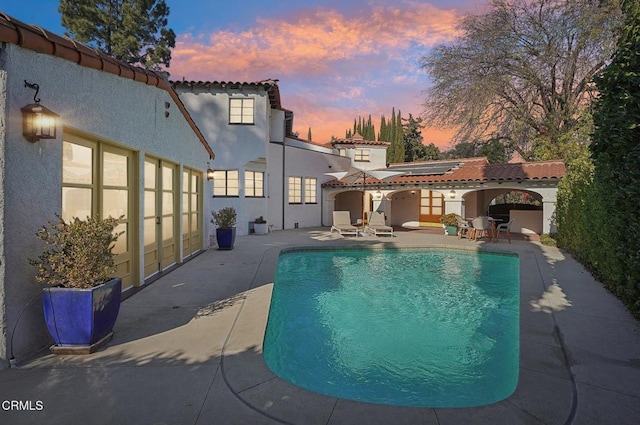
[394,109,405,163]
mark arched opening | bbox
[334,190,372,224]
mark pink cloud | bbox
[168,2,463,150]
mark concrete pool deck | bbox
[1,227,639,424]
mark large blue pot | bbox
[42,277,122,346]
[216,227,236,250]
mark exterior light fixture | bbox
[22,81,59,142]
[206,162,215,180]
[375,190,382,200]
[449,189,456,199]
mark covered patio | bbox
[322,158,566,235]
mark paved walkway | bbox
[1,228,639,424]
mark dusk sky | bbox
[2,0,487,148]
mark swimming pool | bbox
[263,247,520,408]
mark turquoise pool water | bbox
[263,248,520,408]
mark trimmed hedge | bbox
[557,0,640,318]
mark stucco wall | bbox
[1,45,212,365]
[177,86,272,235]
[281,142,349,230]
[389,190,420,226]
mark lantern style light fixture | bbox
[22,81,59,142]
[448,189,456,199]
[206,162,215,180]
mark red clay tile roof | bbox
[0,12,214,159]
[323,158,566,187]
[171,79,284,111]
[327,132,390,147]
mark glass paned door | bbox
[419,190,445,224]
[143,157,178,278]
[62,135,137,290]
[102,146,134,289]
[144,158,160,278]
[182,168,202,257]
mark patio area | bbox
[1,228,639,425]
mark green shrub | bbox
[539,234,557,247]
[211,207,237,228]
[29,215,123,289]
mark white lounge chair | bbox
[331,211,359,236]
[496,219,514,243]
[365,211,394,236]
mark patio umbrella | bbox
[325,166,403,223]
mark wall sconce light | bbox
[375,190,382,200]
[206,162,215,180]
[22,81,59,142]
[449,189,456,199]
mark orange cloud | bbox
[170,4,460,81]
[168,2,463,152]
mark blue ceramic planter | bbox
[216,227,236,250]
[42,277,122,346]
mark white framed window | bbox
[212,170,239,197]
[304,177,317,204]
[354,149,370,162]
[229,98,254,124]
[245,170,264,197]
[288,176,302,204]
[338,148,347,157]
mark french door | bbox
[62,135,137,290]
[144,157,178,279]
[182,168,203,258]
[419,190,445,224]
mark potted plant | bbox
[28,214,123,353]
[211,207,237,250]
[439,213,460,236]
[254,216,268,235]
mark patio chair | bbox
[471,216,491,241]
[496,219,515,243]
[365,211,394,236]
[456,216,471,239]
[331,211,359,236]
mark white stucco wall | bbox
[281,141,350,230]
[1,45,212,366]
[176,85,272,236]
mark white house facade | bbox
[172,80,351,236]
[0,15,214,366]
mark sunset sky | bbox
[3,0,487,148]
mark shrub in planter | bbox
[439,213,460,235]
[29,215,123,350]
[211,207,237,250]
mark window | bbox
[338,148,347,157]
[212,170,239,196]
[304,177,317,203]
[245,171,264,197]
[229,98,254,124]
[354,149,370,162]
[288,176,302,203]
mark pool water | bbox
[263,248,520,408]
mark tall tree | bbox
[59,0,176,70]
[420,0,622,158]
